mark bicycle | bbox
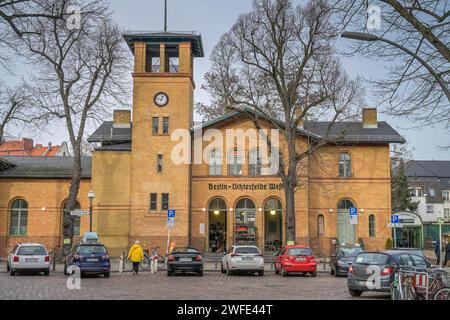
[391,266,419,300]
[140,247,165,271]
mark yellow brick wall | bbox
[0,178,91,256]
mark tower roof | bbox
[123,31,204,57]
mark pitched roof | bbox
[87,121,132,143]
[0,156,91,178]
[405,160,450,178]
[0,139,65,157]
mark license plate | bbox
[86,258,98,262]
[358,281,367,286]
[296,257,306,262]
[242,257,253,261]
[25,258,38,262]
[179,258,192,262]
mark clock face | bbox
[154,92,169,107]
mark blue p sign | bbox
[349,207,357,216]
[391,215,399,224]
[168,209,176,218]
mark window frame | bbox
[369,214,376,238]
[227,148,242,176]
[157,154,163,173]
[317,214,325,237]
[162,116,169,134]
[9,198,28,236]
[209,149,222,176]
[150,193,158,212]
[152,117,159,135]
[338,152,352,178]
[249,148,262,176]
[161,193,169,211]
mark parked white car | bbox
[221,245,264,276]
[7,243,50,276]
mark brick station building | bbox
[0,32,405,257]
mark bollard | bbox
[323,258,326,271]
[118,255,123,273]
[52,249,57,272]
[122,251,126,270]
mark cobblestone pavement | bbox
[0,271,391,300]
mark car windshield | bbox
[338,247,363,257]
[235,247,260,254]
[77,245,106,255]
[17,246,47,256]
[172,247,199,254]
[355,253,389,265]
[287,248,312,256]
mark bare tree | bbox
[333,0,450,131]
[198,0,363,242]
[16,0,131,253]
[0,82,31,142]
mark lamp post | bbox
[88,190,95,232]
[341,31,450,103]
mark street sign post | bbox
[349,207,358,225]
[166,210,176,258]
[391,214,399,247]
[437,217,444,268]
[70,209,89,217]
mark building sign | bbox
[208,183,284,191]
[389,212,421,228]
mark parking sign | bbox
[168,209,176,219]
[349,207,357,216]
[391,215,399,224]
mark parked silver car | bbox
[221,245,264,276]
[7,243,50,276]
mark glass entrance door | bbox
[234,198,256,246]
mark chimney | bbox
[113,110,131,128]
[362,108,378,129]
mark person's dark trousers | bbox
[132,262,139,274]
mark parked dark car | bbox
[64,242,111,278]
[167,247,203,276]
[330,245,363,277]
[390,247,426,259]
[347,250,432,297]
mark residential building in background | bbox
[0,139,70,157]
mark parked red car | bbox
[274,245,317,277]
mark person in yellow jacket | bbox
[127,240,144,275]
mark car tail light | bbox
[13,255,19,263]
[168,255,175,261]
[102,255,110,261]
[44,256,50,262]
[310,256,316,262]
[348,265,353,273]
[195,255,203,261]
[231,254,241,258]
[381,267,394,276]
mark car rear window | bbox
[76,245,107,254]
[338,247,363,257]
[287,248,312,256]
[17,246,47,256]
[172,247,199,254]
[235,247,260,254]
[355,253,389,265]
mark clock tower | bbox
[124,32,204,248]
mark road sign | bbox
[167,220,175,229]
[391,215,399,224]
[70,209,89,217]
[350,215,358,225]
[349,207,357,216]
[437,217,445,225]
[168,209,176,219]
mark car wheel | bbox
[311,272,317,277]
[104,272,110,278]
[198,271,203,276]
[6,263,10,272]
[10,269,15,276]
[226,266,233,276]
[274,263,279,275]
[44,269,50,276]
[330,265,335,275]
[167,270,173,276]
[63,264,68,276]
[349,289,363,297]
[221,263,226,274]
[281,267,288,277]
[258,270,264,276]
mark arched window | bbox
[337,199,356,244]
[249,148,262,176]
[228,148,242,176]
[339,152,352,177]
[10,199,28,235]
[209,198,227,211]
[268,148,281,175]
[337,199,355,210]
[62,200,81,236]
[209,149,222,176]
[317,214,325,237]
[369,214,376,237]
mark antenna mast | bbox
[164,0,167,32]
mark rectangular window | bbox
[426,205,434,214]
[162,117,169,134]
[161,193,169,211]
[444,208,450,219]
[157,154,163,172]
[73,217,80,236]
[443,191,449,202]
[152,117,159,135]
[150,193,157,211]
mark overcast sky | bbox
[3,0,449,160]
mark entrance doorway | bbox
[337,199,356,244]
[234,198,256,246]
[264,198,282,252]
[208,198,227,253]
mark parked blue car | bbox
[64,242,111,278]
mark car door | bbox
[276,248,286,270]
[410,254,430,269]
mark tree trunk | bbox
[62,145,82,255]
[284,183,296,243]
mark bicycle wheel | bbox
[140,257,150,270]
[390,286,400,300]
[434,288,450,300]
[157,255,165,271]
[401,285,417,300]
